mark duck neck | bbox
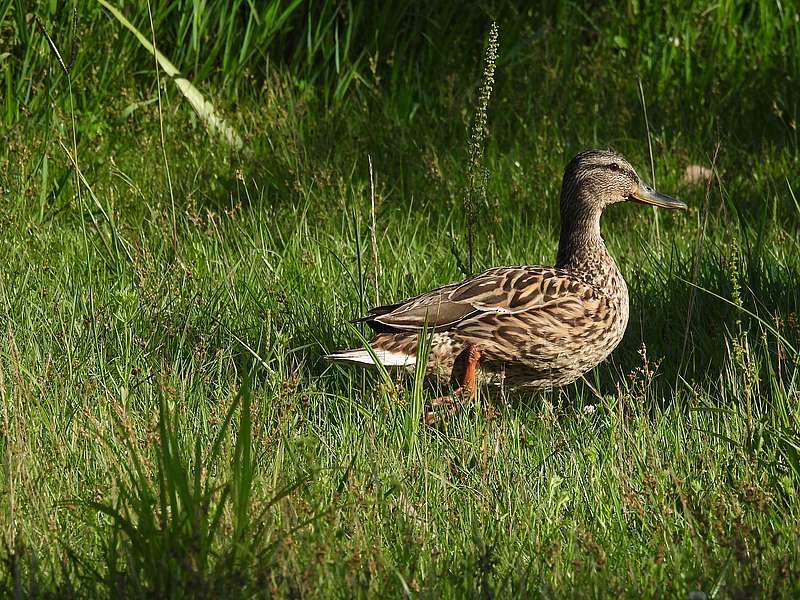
[555,192,619,286]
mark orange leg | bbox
[424,345,481,424]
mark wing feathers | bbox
[354,266,600,334]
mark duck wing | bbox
[355,266,599,333]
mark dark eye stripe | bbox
[585,163,636,179]
[606,163,638,181]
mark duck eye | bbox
[608,163,621,172]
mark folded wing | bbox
[355,266,600,333]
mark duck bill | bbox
[630,180,687,209]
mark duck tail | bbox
[324,347,416,368]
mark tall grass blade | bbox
[98,0,243,149]
[463,21,499,275]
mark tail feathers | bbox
[325,347,416,368]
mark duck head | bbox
[556,149,686,272]
[561,149,687,212]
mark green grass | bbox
[1,1,800,597]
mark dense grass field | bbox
[2,1,800,597]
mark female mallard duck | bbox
[327,150,686,416]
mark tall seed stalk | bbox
[463,21,498,275]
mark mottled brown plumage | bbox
[327,149,686,394]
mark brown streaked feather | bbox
[359,266,604,334]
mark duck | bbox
[326,150,686,418]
